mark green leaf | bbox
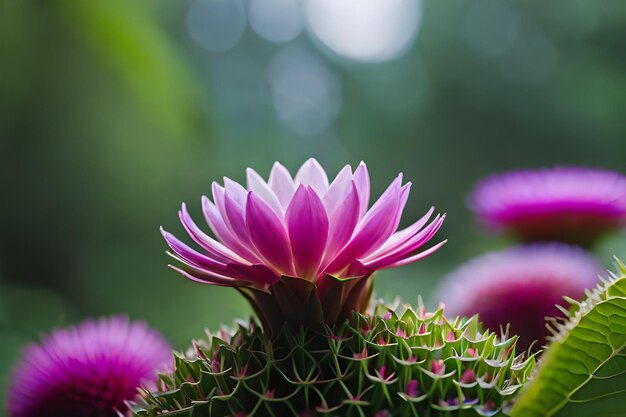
[58,0,204,136]
[510,259,626,417]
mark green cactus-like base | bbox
[130,305,535,417]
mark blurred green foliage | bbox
[1,0,626,414]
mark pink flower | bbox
[435,243,601,350]
[406,380,420,398]
[163,159,445,330]
[8,317,171,417]
[469,167,626,245]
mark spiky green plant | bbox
[130,304,535,417]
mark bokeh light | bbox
[187,0,247,52]
[249,0,303,44]
[305,0,423,63]
[268,45,341,136]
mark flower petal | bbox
[246,168,284,217]
[223,191,254,247]
[161,229,227,272]
[223,177,248,207]
[226,264,280,286]
[295,158,329,196]
[286,185,329,279]
[246,191,295,275]
[323,165,353,216]
[378,240,448,269]
[323,180,360,264]
[202,196,259,262]
[354,161,371,218]
[168,264,250,287]
[325,175,402,274]
[365,207,435,261]
[179,203,247,264]
[269,162,296,210]
[211,182,228,221]
[364,214,446,269]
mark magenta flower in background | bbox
[469,167,626,245]
[8,317,171,417]
[435,243,602,351]
[162,158,445,330]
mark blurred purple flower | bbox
[162,158,445,330]
[8,317,171,417]
[469,167,626,245]
[435,243,601,350]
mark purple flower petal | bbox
[268,162,296,209]
[211,181,229,222]
[364,214,445,269]
[223,176,248,207]
[162,159,445,328]
[246,191,295,276]
[295,158,329,196]
[435,243,601,351]
[469,167,626,244]
[286,185,329,279]
[202,196,259,262]
[8,317,171,417]
[161,228,228,273]
[323,165,353,216]
[225,263,280,286]
[376,239,447,269]
[179,203,245,264]
[325,175,402,274]
[323,180,360,265]
[246,168,284,217]
[354,161,370,218]
[223,191,255,248]
[169,264,250,287]
[365,207,435,260]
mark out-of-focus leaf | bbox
[510,259,626,417]
[58,0,204,137]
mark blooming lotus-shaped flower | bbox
[162,159,445,331]
[8,317,171,417]
[434,243,601,351]
[469,167,626,246]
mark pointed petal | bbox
[223,177,248,207]
[364,214,445,269]
[295,158,329,196]
[246,192,295,275]
[376,240,448,269]
[325,175,402,274]
[161,229,227,272]
[179,204,247,264]
[323,180,360,264]
[268,162,296,210]
[396,182,411,226]
[246,168,284,217]
[224,191,253,246]
[202,196,260,262]
[323,165,353,216]
[354,161,370,218]
[226,264,280,286]
[202,195,231,241]
[211,182,228,221]
[363,207,435,261]
[286,185,329,279]
[168,264,250,287]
